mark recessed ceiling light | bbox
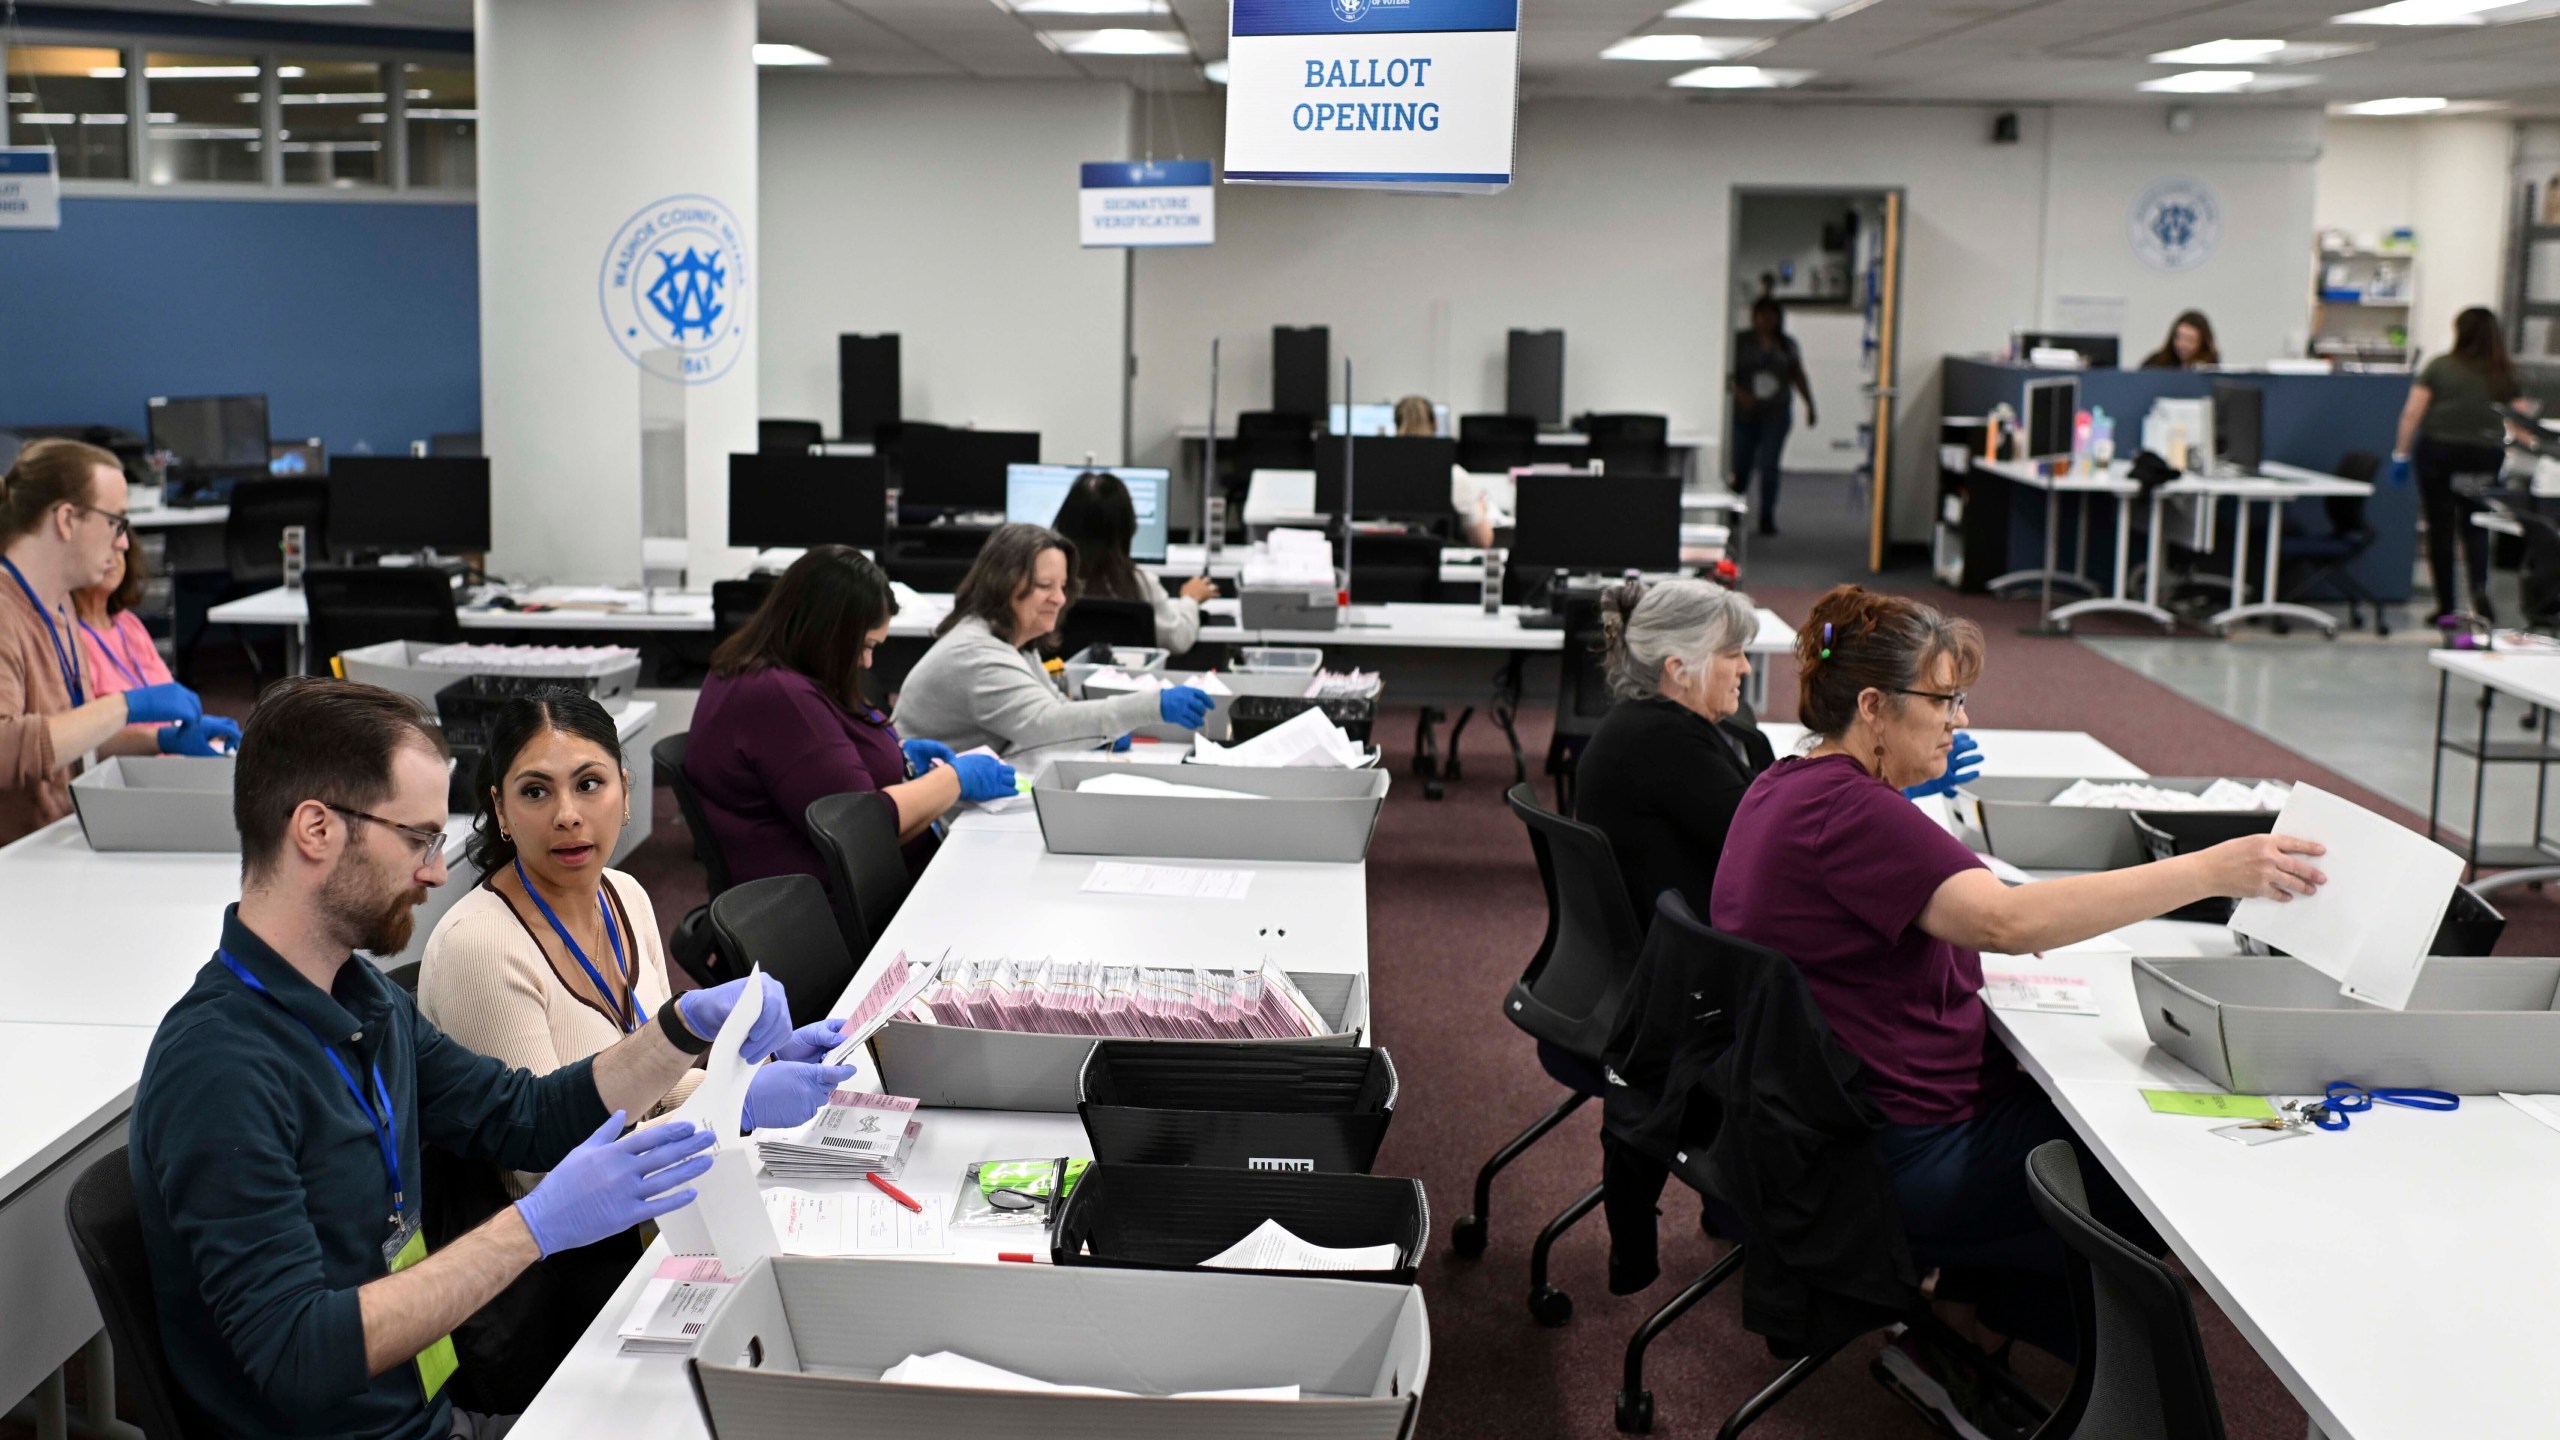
[1046,28,1193,55]
[1602,34,1759,61]
[2330,95,2450,113]
[2138,69,2257,93]
[1662,0,1827,17]
[2148,38,2286,63]
[190,0,373,7]
[1008,0,1167,13]
[2330,0,2507,24]
[1669,65,1814,88]
[1201,59,1229,84]
[753,44,831,66]
[143,65,263,79]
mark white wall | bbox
[2314,116,2513,358]
[758,77,1131,464]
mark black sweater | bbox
[1574,696,1775,927]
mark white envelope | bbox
[2229,784,2462,1012]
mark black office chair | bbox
[1057,596,1160,657]
[67,1149,212,1440]
[1458,413,1542,474]
[2024,1141,2229,1440]
[880,547,980,594]
[710,575,777,648]
[203,478,329,680]
[1543,593,1614,812]
[427,432,482,458]
[758,419,826,453]
[803,791,917,962]
[703,874,859,1028]
[1582,414,1671,477]
[1452,784,1651,1329]
[651,733,736,991]
[385,960,422,992]
[303,566,460,676]
[2279,452,2387,635]
[1348,534,1444,604]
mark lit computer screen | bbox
[268,439,325,477]
[1006,464,1170,563]
[1329,402,1450,437]
[148,395,270,470]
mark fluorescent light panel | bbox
[1669,65,1813,88]
[1202,59,1229,84]
[1602,34,1759,61]
[2330,0,2504,24]
[1008,0,1167,13]
[1662,0,1839,18]
[2138,69,2256,93]
[753,44,831,66]
[1046,28,1192,55]
[2147,38,2284,62]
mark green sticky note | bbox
[2142,1089,2277,1120]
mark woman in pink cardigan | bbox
[72,545,175,728]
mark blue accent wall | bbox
[0,197,479,457]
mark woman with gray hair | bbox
[1571,577,1774,928]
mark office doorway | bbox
[1725,187,1904,578]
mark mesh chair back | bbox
[1231,412,1318,473]
[1058,596,1159,655]
[758,419,826,453]
[652,732,734,896]
[67,1150,210,1440]
[1583,413,1671,474]
[224,478,329,587]
[704,874,858,1028]
[1348,533,1444,604]
[1457,413,1540,473]
[804,790,914,959]
[710,575,777,647]
[2024,1140,2227,1440]
[2328,452,2381,536]
[1503,783,1645,1062]
[304,566,460,673]
[1551,593,1614,742]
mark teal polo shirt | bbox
[130,905,609,1438]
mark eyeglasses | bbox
[74,504,131,541]
[326,804,447,866]
[1892,687,1969,714]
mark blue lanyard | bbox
[512,860,642,1033]
[0,556,83,707]
[217,949,404,1220]
[76,618,147,689]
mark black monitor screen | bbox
[896,429,1038,511]
[1508,330,1566,427]
[1510,473,1681,572]
[729,453,887,550]
[1315,436,1456,521]
[2022,378,2078,462]
[2212,382,2263,473]
[327,456,492,552]
[148,395,269,469]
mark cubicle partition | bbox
[1941,358,2415,603]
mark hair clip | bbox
[1819,622,1832,660]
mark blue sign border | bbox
[1232,0,1517,37]
[1080,160,1215,189]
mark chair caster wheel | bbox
[1424,780,1446,801]
[1450,1215,1488,1258]
[1529,1284,1573,1328]
[1615,1389,1655,1434]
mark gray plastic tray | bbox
[1958,777,2282,872]
[337,639,639,710]
[689,1256,1428,1440]
[872,970,1367,1112]
[1034,759,1387,863]
[69,756,239,852]
[2134,954,2560,1094]
[1241,582,1341,631]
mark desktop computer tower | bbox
[1508,329,1565,428]
[1273,326,1329,421]
[839,333,901,442]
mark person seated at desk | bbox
[129,677,800,1440]
[688,545,1010,889]
[1049,470,1216,653]
[0,438,234,847]
[419,687,852,1408]
[894,522,1213,756]
[1710,586,2326,1423]
[2139,309,2218,370]
[2394,306,2529,625]
[1396,394,1500,548]
[1572,579,1775,925]
[73,542,177,727]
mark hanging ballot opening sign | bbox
[0,149,61,230]
[1224,0,1519,195]
[1080,160,1215,248]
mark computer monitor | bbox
[1273,326,1330,420]
[268,439,325,477]
[728,453,888,551]
[1006,464,1170,563]
[894,428,1039,512]
[147,394,269,470]
[1507,330,1566,428]
[326,456,492,553]
[2021,377,2078,463]
[1329,401,1450,437]
[838,333,901,442]
[2212,382,2263,473]
[1510,472,1681,572]
[1315,437,1457,523]
[2017,331,2120,369]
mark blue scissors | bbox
[2303,1081,2459,1132]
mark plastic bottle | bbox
[2072,409,2094,473]
[2091,407,2115,468]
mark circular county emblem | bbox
[598,193,750,385]
[1333,0,1368,21]
[2127,178,2220,273]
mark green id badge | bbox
[2141,1089,2276,1120]
[388,1227,459,1401]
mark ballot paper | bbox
[1075,772,1263,800]
[858,951,1325,1039]
[1980,969,2099,1016]
[877,1351,1298,1402]
[757,1091,922,1179]
[1199,1218,1401,1273]
[1082,861,1256,900]
[2501,1093,2560,1138]
[1191,706,1372,769]
[2047,778,2292,811]
[763,1187,950,1257]
[1084,667,1234,696]
[1243,528,1337,587]
[657,964,781,1268]
[2229,784,2463,1012]
[615,1256,739,1355]
[828,954,942,1066]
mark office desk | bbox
[2172,462,2372,637]
[1970,458,2156,632]
[127,503,227,530]
[1758,724,2144,780]
[510,820,1374,1440]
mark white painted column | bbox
[475,0,757,586]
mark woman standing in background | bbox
[1730,298,1814,537]
[2394,306,2525,624]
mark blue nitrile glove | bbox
[157,715,241,756]
[513,1111,716,1257]
[901,737,957,778]
[742,1062,859,1132]
[674,973,794,1061]
[774,1016,850,1065]
[2386,454,2414,487]
[1110,733,1134,753]
[1903,731,1982,801]
[120,681,203,727]
[951,752,1017,803]
[1158,685,1214,729]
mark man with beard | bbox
[127,678,796,1439]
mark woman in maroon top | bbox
[686,546,1009,888]
[1712,586,2326,1416]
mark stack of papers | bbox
[764,1187,949,1257]
[1083,668,1234,695]
[1192,706,1370,769]
[843,949,1329,1040]
[1302,670,1381,700]
[2230,783,2463,1011]
[1075,772,1263,799]
[757,1091,923,1180]
[877,1351,1297,1402]
[414,642,641,671]
[1243,528,1336,587]
[1199,1219,1401,1273]
[615,1256,739,1355]
[2047,778,2292,811]
[1084,861,1256,900]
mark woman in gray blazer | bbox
[892,523,1212,756]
